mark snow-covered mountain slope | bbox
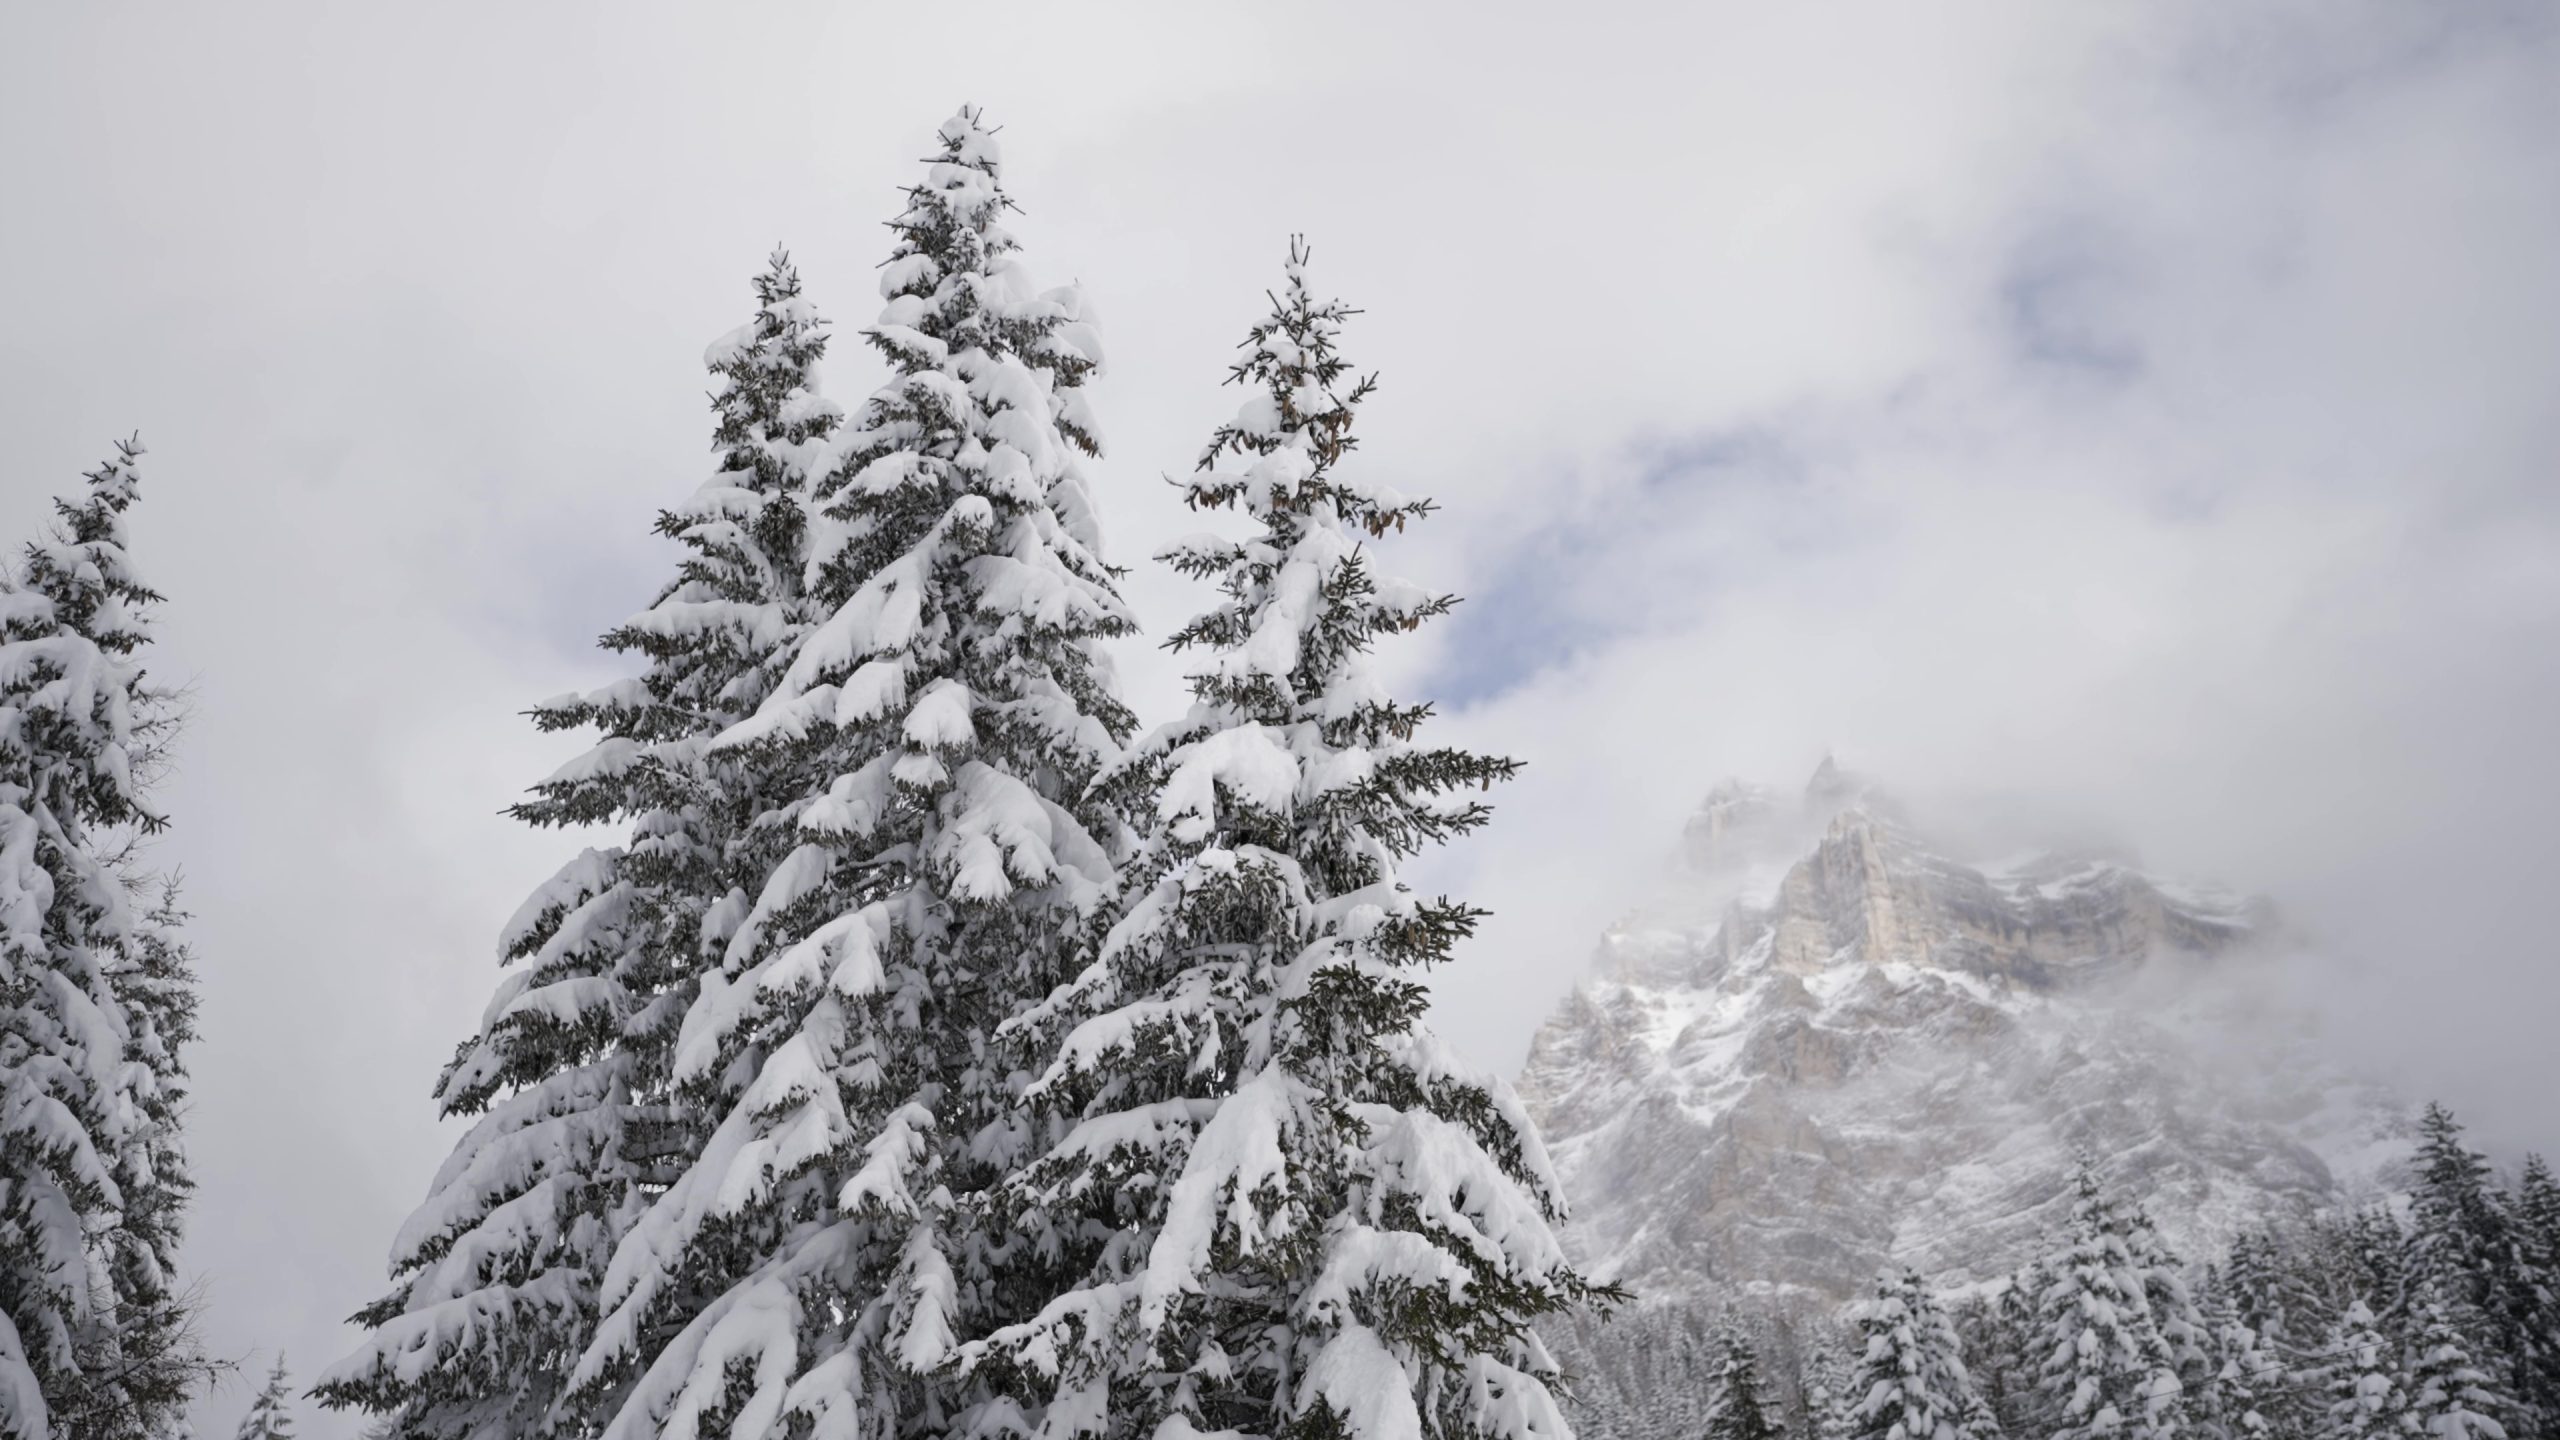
[1518,761,2403,1308]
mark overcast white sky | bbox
[5,3,2558,1434]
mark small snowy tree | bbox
[320,251,843,1440]
[2125,1207,2210,1415]
[1709,1332,1784,1440]
[1952,1267,2042,1437]
[0,438,206,1440]
[570,107,1134,1440]
[959,240,1610,1440]
[2517,1158,2560,1274]
[2217,1234,2300,1364]
[2321,1302,2404,1440]
[1803,1345,1854,1440]
[2516,1155,2560,1425]
[1848,1269,1996,1440]
[2194,1274,2275,1440]
[2405,1301,2506,1440]
[233,1357,295,1440]
[2030,1164,2188,1440]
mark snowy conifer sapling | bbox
[234,1358,295,1440]
[964,240,1612,1440]
[1708,1333,1783,1440]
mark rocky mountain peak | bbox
[1520,766,2396,1308]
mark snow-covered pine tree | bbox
[2405,1301,2507,1440]
[1952,1266,2042,1437]
[1846,1269,1995,1440]
[2218,1234,2294,1362]
[2030,1164,2188,1440]
[1709,1333,1783,1440]
[570,108,1133,1440]
[2411,1106,2507,1295]
[2322,1302,2404,1440]
[2125,1206,2211,1421]
[957,239,1609,1440]
[2406,1105,2550,1430]
[2516,1155,2560,1425]
[2518,1158,2560,1274]
[319,251,842,1440]
[0,438,206,1440]
[233,1357,294,1440]
[2329,1211,2409,1327]
[2194,1272,2274,1440]
[96,881,202,1440]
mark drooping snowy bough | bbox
[962,241,1614,1440]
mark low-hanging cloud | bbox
[1404,1,2560,1160]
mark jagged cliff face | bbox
[1518,763,2402,1308]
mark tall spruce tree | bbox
[2407,1105,2551,1430]
[2030,1164,2189,1440]
[956,240,1608,1440]
[1846,1269,1995,1440]
[1708,1333,1783,1440]
[570,108,1133,1440]
[0,439,205,1440]
[232,1358,294,1440]
[2411,1106,2507,1300]
[319,251,842,1440]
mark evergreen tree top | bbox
[2416,1096,2498,1209]
[1180,237,1419,537]
[2519,1155,2560,1255]
[855,104,1104,455]
[1132,240,1513,903]
[700,246,841,494]
[2,434,169,834]
[233,1356,295,1440]
[22,435,161,646]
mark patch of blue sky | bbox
[1427,428,1823,709]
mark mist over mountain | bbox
[1517,759,2408,1310]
